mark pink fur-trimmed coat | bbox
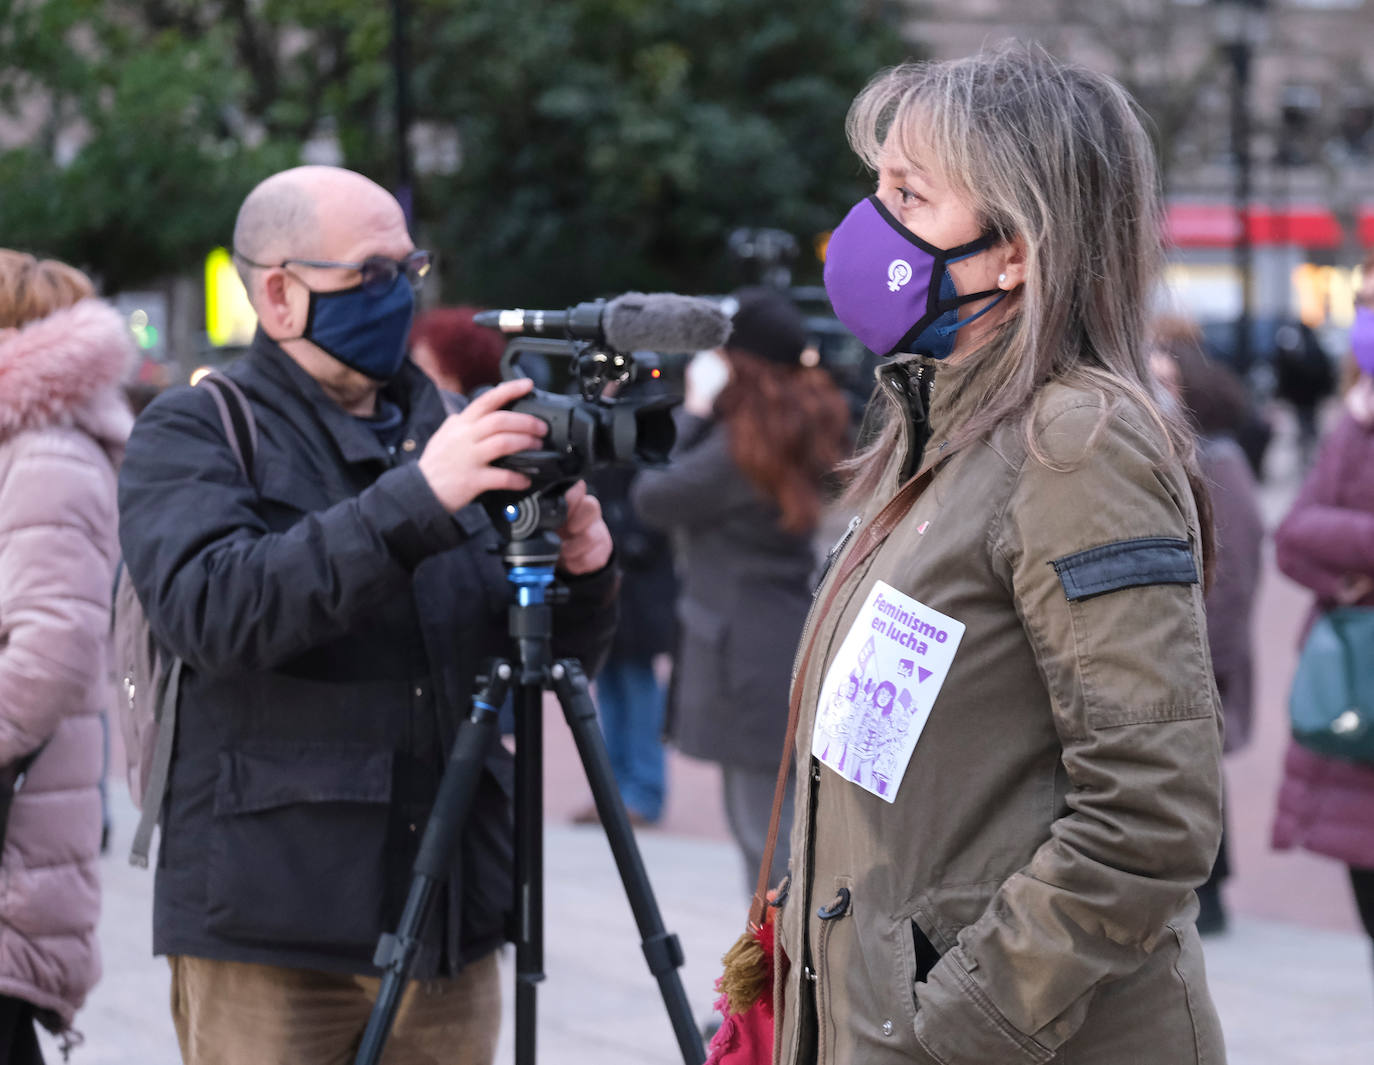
[0,300,134,1032]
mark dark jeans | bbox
[595,653,667,821]
[0,995,45,1065]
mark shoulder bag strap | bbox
[197,371,258,482]
[128,373,256,867]
[129,657,183,868]
[747,465,937,929]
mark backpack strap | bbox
[128,657,183,869]
[198,371,258,480]
[127,371,257,867]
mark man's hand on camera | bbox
[417,379,547,512]
[557,481,613,576]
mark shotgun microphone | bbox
[474,292,730,354]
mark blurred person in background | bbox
[1151,318,1264,936]
[1273,319,1336,470]
[0,251,136,1060]
[408,305,506,398]
[633,287,849,891]
[1271,246,1374,973]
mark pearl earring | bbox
[998,273,1007,285]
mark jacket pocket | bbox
[205,742,392,948]
[897,911,945,1039]
[1063,579,1214,730]
[911,916,943,987]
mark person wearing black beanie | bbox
[724,287,811,369]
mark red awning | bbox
[1167,203,1373,249]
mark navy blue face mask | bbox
[300,278,415,381]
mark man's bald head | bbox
[233,170,318,288]
[230,166,415,413]
[232,166,403,291]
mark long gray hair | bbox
[843,45,1212,570]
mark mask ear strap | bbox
[934,290,1007,337]
[944,231,1001,265]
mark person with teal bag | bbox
[1273,244,1374,969]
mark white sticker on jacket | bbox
[812,581,965,803]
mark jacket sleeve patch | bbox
[1050,537,1198,602]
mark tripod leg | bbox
[551,659,706,1065]
[354,665,511,1065]
[513,682,545,1065]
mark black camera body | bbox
[474,292,730,543]
[496,337,677,481]
[481,337,678,541]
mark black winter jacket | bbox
[118,333,617,977]
[587,466,678,660]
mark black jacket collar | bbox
[243,330,447,466]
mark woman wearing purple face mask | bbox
[767,45,1226,1065]
[1271,247,1374,975]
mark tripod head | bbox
[486,480,571,571]
[492,485,568,563]
[485,481,577,684]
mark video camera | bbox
[474,293,730,539]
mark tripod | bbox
[355,488,705,1065]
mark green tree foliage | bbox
[0,0,908,301]
[0,0,401,290]
[411,0,910,302]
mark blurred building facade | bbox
[903,0,1374,363]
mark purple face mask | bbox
[823,196,1004,358]
[1353,306,1374,377]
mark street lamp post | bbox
[392,0,414,228]
[1214,0,1267,374]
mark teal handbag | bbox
[1289,607,1374,763]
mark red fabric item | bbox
[705,917,786,1064]
[705,992,775,1065]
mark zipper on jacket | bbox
[816,515,862,599]
[887,366,913,481]
[793,513,862,683]
[798,759,823,1050]
[886,361,932,484]
[814,885,852,1065]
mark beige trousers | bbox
[168,951,501,1065]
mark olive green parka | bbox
[775,366,1226,1065]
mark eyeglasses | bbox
[236,249,432,296]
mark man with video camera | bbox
[117,165,617,1065]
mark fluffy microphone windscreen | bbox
[602,292,731,354]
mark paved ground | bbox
[40,403,1374,1062]
[37,800,1374,1064]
